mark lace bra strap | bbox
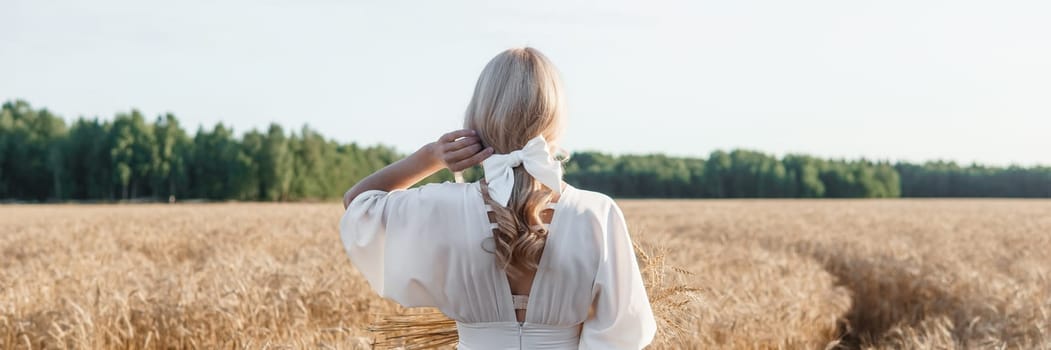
[511,294,529,310]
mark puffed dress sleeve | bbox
[338,183,452,308]
[579,200,658,350]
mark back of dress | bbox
[339,181,656,349]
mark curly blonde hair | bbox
[463,47,567,277]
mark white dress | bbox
[338,181,657,349]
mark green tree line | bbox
[2,100,1048,201]
[0,100,400,201]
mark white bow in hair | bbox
[481,134,563,207]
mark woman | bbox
[339,47,656,349]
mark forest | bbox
[2,100,1048,201]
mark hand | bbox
[344,128,495,208]
[431,129,494,172]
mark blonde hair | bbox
[464,47,567,277]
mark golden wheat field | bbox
[2,199,1050,349]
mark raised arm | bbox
[339,128,493,305]
[342,129,494,209]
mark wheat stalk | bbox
[6,201,1049,349]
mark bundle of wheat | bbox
[367,241,700,349]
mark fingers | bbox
[437,128,491,171]
[446,142,483,161]
[439,129,476,143]
[450,147,494,171]
[443,142,484,171]
[444,135,481,153]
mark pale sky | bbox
[4,0,1050,166]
